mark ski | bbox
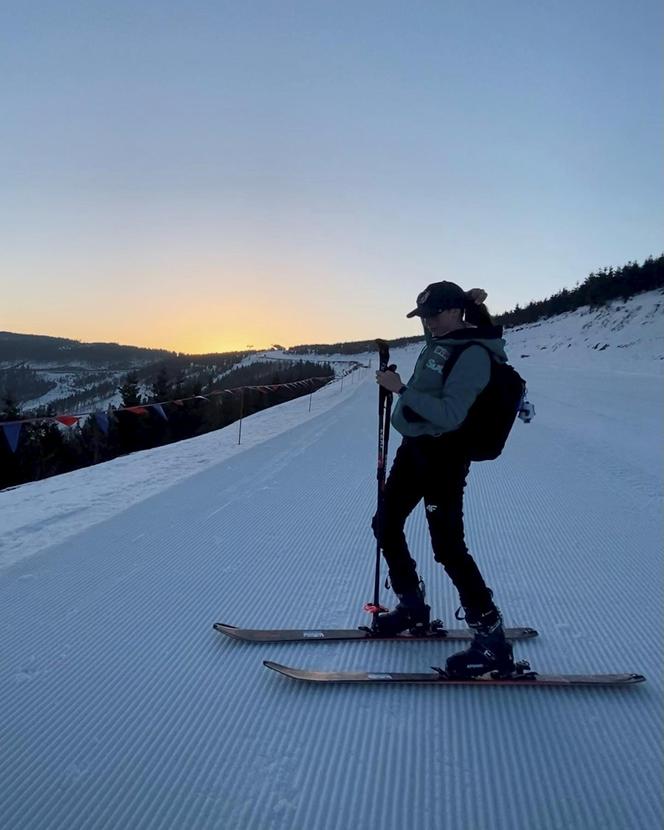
[263,660,646,687]
[213,622,539,643]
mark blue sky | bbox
[1,0,662,351]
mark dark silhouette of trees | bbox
[149,367,171,403]
[494,255,663,329]
[0,365,55,403]
[118,372,143,407]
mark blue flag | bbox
[2,423,22,453]
[94,413,110,434]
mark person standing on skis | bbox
[373,281,515,678]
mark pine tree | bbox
[150,367,170,403]
[174,370,186,399]
[0,395,21,421]
[118,372,142,407]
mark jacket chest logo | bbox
[424,346,451,375]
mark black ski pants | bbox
[372,435,493,613]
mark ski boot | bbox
[372,585,431,637]
[445,604,515,678]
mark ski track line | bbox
[1,356,662,829]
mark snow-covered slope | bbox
[1,293,662,830]
[505,289,664,371]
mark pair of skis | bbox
[213,622,645,687]
[213,341,644,689]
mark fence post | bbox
[238,388,244,445]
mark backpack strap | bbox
[441,342,492,384]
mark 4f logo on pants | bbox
[426,504,438,513]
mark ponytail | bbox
[463,300,493,328]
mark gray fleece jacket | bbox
[392,324,508,438]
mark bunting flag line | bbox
[0,374,335,454]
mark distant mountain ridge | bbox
[0,332,261,413]
[0,332,174,368]
[0,333,261,412]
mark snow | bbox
[506,290,664,371]
[0,291,662,830]
[0,375,363,571]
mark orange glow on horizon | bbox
[4,262,422,354]
[4,315,417,356]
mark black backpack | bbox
[442,343,526,461]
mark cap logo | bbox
[417,289,430,305]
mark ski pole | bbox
[369,338,393,627]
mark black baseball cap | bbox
[406,281,467,318]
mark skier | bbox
[373,281,516,678]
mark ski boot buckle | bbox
[490,660,538,681]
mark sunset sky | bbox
[2,1,662,354]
